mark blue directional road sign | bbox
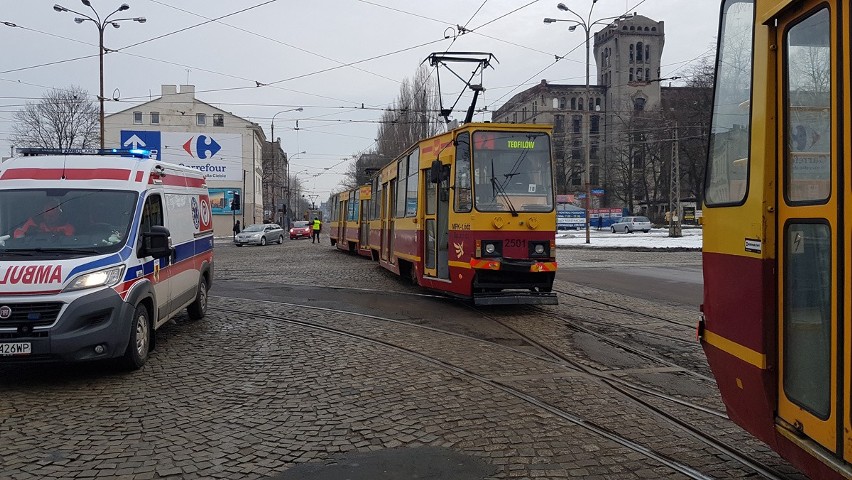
[120,130,162,159]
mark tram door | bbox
[384,179,395,263]
[423,164,450,279]
[338,198,347,243]
[380,182,389,261]
[775,3,843,457]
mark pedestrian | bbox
[233,220,241,238]
[311,217,322,243]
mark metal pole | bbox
[98,25,105,149]
[584,27,591,244]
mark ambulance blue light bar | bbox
[17,148,152,158]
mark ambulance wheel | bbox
[187,277,209,320]
[121,304,151,370]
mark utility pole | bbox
[668,123,682,237]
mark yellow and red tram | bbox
[329,122,557,305]
[700,1,852,477]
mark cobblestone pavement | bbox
[0,235,803,479]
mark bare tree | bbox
[11,86,99,149]
[375,65,442,159]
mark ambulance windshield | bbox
[0,189,138,257]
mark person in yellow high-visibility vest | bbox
[311,217,322,243]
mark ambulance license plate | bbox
[0,343,31,356]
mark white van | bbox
[0,149,214,369]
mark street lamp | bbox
[270,107,303,225]
[54,2,145,150]
[286,152,306,225]
[545,3,628,244]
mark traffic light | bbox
[231,192,241,210]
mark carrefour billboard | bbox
[120,130,244,181]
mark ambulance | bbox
[0,149,214,369]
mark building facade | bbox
[104,85,266,236]
[492,14,669,214]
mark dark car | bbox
[289,221,312,240]
[234,223,285,246]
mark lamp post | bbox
[545,2,628,244]
[270,108,303,225]
[54,2,145,150]
[286,154,306,225]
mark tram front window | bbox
[471,131,553,213]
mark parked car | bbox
[610,216,652,233]
[235,223,284,246]
[289,220,312,240]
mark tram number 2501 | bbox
[505,239,526,248]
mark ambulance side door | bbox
[138,193,171,321]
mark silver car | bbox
[610,216,652,233]
[234,223,285,246]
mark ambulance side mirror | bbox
[140,225,171,259]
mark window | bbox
[522,108,527,120]
[150,112,160,124]
[637,42,643,62]
[591,116,600,135]
[196,113,206,126]
[572,116,581,134]
[512,113,517,123]
[645,44,650,63]
[139,194,164,239]
[629,44,634,63]
[588,97,594,111]
[578,98,584,111]
[133,111,142,124]
[405,150,419,217]
[595,98,602,110]
[560,96,566,109]
[554,115,564,133]
[571,97,576,110]
[213,114,224,127]
[646,69,651,81]
[454,133,472,212]
[784,222,831,417]
[637,69,643,82]
[629,69,634,82]
[532,101,537,116]
[396,158,407,218]
[705,0,754,206]
[785,8,831,204]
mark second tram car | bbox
[700,0,852,478]
[329,122,557,305]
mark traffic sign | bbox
[121,130,161,159]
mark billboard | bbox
[209,188,242,215]
[120,130,244,181]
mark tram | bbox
[699,1,852,478]
[328,122,557,305]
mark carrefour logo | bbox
[183,135,222,159]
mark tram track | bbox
[209,297,794,480]
[208,301,718,479]
[467,305,795,480]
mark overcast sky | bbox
[1,0,720,199]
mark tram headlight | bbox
[529,241,550,258]
[480,240,501,258]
